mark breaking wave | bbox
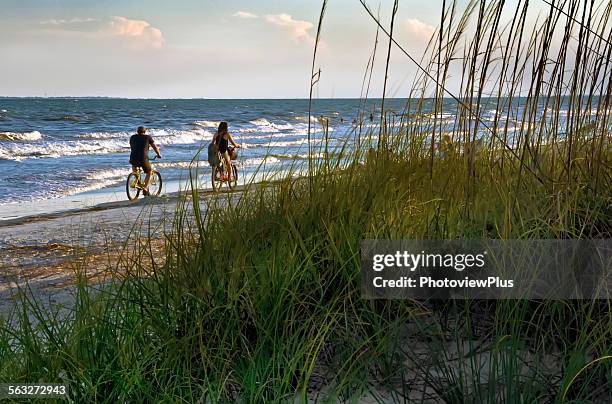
[0,129,211,161]
[193,120,221,128]
[249,118,297,132]
[0,131,43,141]
[241,156,280,166]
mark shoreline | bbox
[0,165,288,223]
[0,184,243,228]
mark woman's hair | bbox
[217,121,228,134]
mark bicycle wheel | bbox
[148,171,163,196]
[126,173,141,201]
[228,164,238,190]
[211,165,223,192]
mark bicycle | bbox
[126,156,163,200]
[211,147,238,192]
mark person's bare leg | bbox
[144,172,152,190]
[223,154,233,181]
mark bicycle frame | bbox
[215,152,235,179]
[126,156,162,200]
[131,168,146,189]
[211,150,238,191]
[132,156,158,188]
[131,159,159,188]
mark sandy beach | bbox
[0,187,240,320]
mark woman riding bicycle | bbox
[212,121,240,181]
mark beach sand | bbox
[0,187,240,321]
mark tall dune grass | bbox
[1,0,610,402]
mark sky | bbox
[0,0,558,98]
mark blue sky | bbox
[0,0,548,98]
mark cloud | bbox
[108,16,164,49]
[233,11,258,19]
[40,17,98,26]
[38,16,164,49]
[404,18,436,41]
[265,14,315,45]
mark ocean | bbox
[0,97,598,220]
[0,98,410,219]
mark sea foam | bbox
[0,131,43,142]
[0,129,211,160]
[193,120,221,128]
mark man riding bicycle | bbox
[130,126,161,195]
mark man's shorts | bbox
[130,160,152,174]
